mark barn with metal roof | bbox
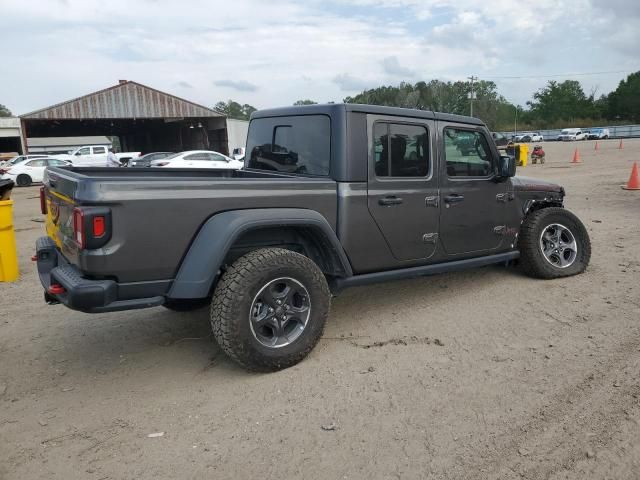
[19,80,230,155]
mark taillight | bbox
[73,208,85,248]
[72,207,112,250]
[40,187,47,214]
[93,216,105,237]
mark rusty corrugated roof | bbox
[21,81,223,120]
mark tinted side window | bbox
[444,128,493,177]
[374,122,429,177]
[27,159,46,167]
[185,153,209,161]
[246,115,330,176]
[47,159,67,166]
[93,147,106,154]
[77,147,91,156]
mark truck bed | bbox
[43,167,338,284]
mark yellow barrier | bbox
[0,200,19,282]
[518,144,528,167]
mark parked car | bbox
[557,129,587,141]
[150,150,243,169]
[586,128,610,140]
[129,152,173,168]
[491,132,509,148]
[0,154,47,170]
[1,157,71,186]
[52,145,141,167]
[37,103,591,371]
[518,132,543,142]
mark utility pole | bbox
[467,75,478,117]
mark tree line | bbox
[215,71,639,131]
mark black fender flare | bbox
[168,208,353,299]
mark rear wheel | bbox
[211,248,330,371]
[16,174,32,187]
[518,207,591,279]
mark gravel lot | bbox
[1,139,639,479]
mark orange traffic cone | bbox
[622,162,640,190]
[571,148,581,164]
[619,139,624,149]
[594,141,599,151]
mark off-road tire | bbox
[518,207,591,279]
[163,298,210,312]
[16,174,32,187]
[211,248,330,372]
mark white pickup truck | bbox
[52,145,141,167]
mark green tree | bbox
[526,80,594,125]
[293,99,317,105]
[605,71,640,122]
[344,79,516,130]
[0,104,12,117]
[213,100,257,120]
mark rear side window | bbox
[373,122,429,177]
[246,115,331,175]
[27,159,46,167]
[93,147,106,154]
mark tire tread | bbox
[211,248,330,371]
[518,207,591,279]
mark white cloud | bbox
[214,80,259,92]
[0,0,637,114]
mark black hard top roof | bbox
[251,103,484,126]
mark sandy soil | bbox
[1,139,639,480]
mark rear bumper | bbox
[36,236,164,313]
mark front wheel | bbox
[211,248,330,371]
[518,207,591,279]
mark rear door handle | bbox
[378,196,403,206]
[444,194,465,204]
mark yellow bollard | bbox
[0,199,19,282]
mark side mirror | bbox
[497,155,516,179]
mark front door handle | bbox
[444,194,465,205]
[378,196,403,206]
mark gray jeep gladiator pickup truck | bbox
[36,104,591,371]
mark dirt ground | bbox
[1,139,639,480]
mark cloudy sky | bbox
[1,0,638,115]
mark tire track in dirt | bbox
[459,329,640,479]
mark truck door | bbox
[438,123,509,255]
[92,146,108,165]
[366,116,440,261]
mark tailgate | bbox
[45,188,76,250]
[43,168,81,254]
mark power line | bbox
[482,69,633,80]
